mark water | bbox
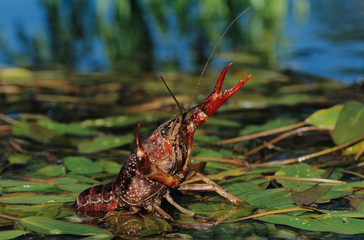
[0,0,363,84]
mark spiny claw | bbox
[188,63,251,127]
[203,62,251,117]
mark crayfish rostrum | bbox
[76,63,251,219]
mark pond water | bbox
[0,0,363,84]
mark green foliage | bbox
[19,217,112,237]
[63,156,102,174]
[333,101,364,145]
[274,163,321,191]
[78,134,134,153]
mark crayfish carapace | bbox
[76,63,251,220]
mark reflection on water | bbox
[0,0,363,83]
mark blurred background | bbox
[0,0,363,84]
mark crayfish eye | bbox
[160,129,167,136]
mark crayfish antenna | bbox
[159,74,183,116]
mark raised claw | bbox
[188,63,251,127]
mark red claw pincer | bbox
[188,63,251,127]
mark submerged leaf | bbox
[291,184,333,206]
[105,213,172,237]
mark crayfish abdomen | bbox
[76,63,251,219]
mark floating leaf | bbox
[57,183,92,192]
[36,165,66,177]
[19,216,112,237]
[0,230,28,240]
[64,156,102,174]
[259,214,364,234]
[291,184,333,206]
[319,181,364,201]
[78,134,134,153]
[8,154,32,164]
[0,202,73,219]
[305,104,343,129]
[333,101,364,145]
[243,188,289,207]
[95,159,122,174]
[204,118,241,128]
[240,118,298,135]
[38,119,94,136]
[274,163,320,191]
[79,115,151,128]
[0,192,77,204]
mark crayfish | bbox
[76,63,251,220]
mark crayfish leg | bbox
[178,172,247,206]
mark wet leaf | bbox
[5,184,58,193]
[243,188,290,207]
[345,140,364,155]
[274,163,320,191]
[306,104,343,129]
[0,202,73,219]
[0,230,28,240]
[78,134,134,153]
[64,156,102,174]
[12,122,63,144]
[36,165,66,177]
[291,184,333,206]
[56,183,92,192]
[241,118,298,135]
[79,115,151,128]
[319,181,364,201]
[259,214,364,234]
[38,119,94,136]
[0,192,77,204]
[204,118,241,128]
[8,154,32,164]
[19,216,112,237]
[105,213,171,237]
[0,180,49,188]
[333,101,364,145]
[95,159,122,174]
